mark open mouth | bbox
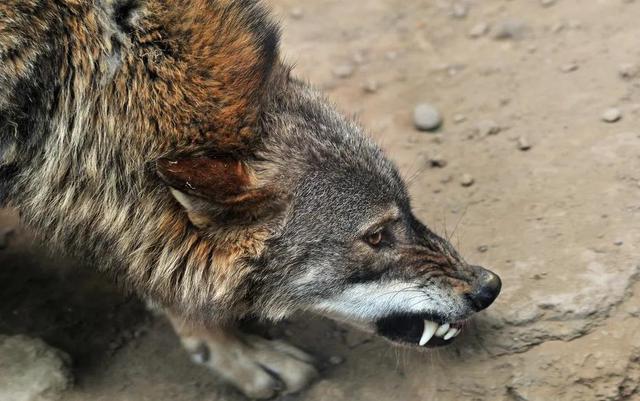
[375,313,465,347]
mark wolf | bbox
[0,0,501,398]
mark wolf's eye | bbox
[366,230,383,247]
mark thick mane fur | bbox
[0,0,284,321]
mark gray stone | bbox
[618,63,639,80]
[460,174,475,187]
[0,336,72,401]
[413,103,443,131]
[428,154,448,168]
[560,63,579,73]
[493,19,528,40]
[332,63,355,79]
[362,79,379,93]
[469,22,489,38]
[451,3,468,19]
[517,136,532,151]
[541,0,556,7]
[290,7,304,19]
[551,22,565,33]
[601,107,622,123]
[352,51,367,65]
[568,19,583,29]
[453,114,466,124]
[476,120,502,136]
[440,175,453,184]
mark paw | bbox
[183,334,318,399]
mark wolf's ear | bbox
[157,156,281,228]
[163,0,281,153]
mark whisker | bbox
[448,204,469,241]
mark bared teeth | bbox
[419,321,439,346]
[443,327,459,340]
[418,321,463,345]
[435,323,450,337]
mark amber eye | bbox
[366,230,383,247]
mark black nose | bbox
[467,265,502,311]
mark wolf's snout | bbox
[467,266,502,311]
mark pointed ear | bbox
[162,0,282,153]
[156,156,282,228]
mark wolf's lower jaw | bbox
[375,313,465,347]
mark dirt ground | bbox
[2,0,640,400]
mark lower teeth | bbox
[419,320,462,345]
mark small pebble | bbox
[453,114,466,124]
[568,19,582,29]
[329,355,344,365]
[469,22,489,38]
[362,79,379,93]
[541,0,556,7]
[476,120,502,136]
[477,245,489,253]
[352,51,366,64]
[446,63,466,76]
[493,19,527,40]
[430,136,443,145]
[440,175,453,184]
[413,103,443,131]
[290,7,304,19]
[517,136,532,151]
[332,63,355,79]
[618,63,639,80]
[601,108,622,123]
[428,154,448,168]
[614,240,624,246]
[460,174,475,187]
[451,3,468,19]
[560,63,579,73]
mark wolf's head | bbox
[155,47,501,349]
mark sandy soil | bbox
[2,0,640,400]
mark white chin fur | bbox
[312,280,461,322]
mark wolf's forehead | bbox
[288,167,405,236]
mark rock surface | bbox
[0,336,72,401]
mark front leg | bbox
[168,313,318,399]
